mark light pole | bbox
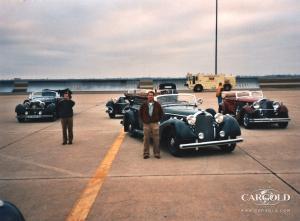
[215,0,218,76]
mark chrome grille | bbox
[194,114,214,141]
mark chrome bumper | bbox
[17,114,54,119]
[249,118,290,123]
[179,138,243,150]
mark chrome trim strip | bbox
[17,115,54,119]
[249,118,291,123]
[179,138,243,149]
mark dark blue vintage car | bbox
[106,96,130,118]
[122,93,243,156]
[15,89,71,122]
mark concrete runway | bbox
[0,90,299,221]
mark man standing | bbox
[216,82,223,113]
[57,91,75,145]
[139,91,163,159]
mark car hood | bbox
[163,105,199,116]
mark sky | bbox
[0,0,299,79]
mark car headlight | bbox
[186,115,196,125]
[273,101,280,110]
[219,130,225,138]
[215,113,224,124]
[198,132,204,140]
[253,102,260,109]
[25,111,28,115]
[38,111,42,115]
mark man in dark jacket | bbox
[139,91,163,159]
[57,91,75,145]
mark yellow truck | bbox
[185,73,237,92]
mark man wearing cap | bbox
[57,91,75,145]
[139,91,163,159]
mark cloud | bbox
[0,0,299,79]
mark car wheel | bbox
[17,117,25,123]
[167,130,182,157]
[109,113,115,118]
[278,122,288,129]
[243,113,252,129]
[219,136,236,152]
[127,121,136,137]
[51,113,57,122]
[193,84,203,92]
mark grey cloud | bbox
[0,0,299,79]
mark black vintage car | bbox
[122,93,243,156]
[221,91,290,129]
[106,96,130,118]
[15,89,71,122]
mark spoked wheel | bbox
[219,136,236,153]
[243,113,252,129]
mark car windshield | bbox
[156,94,197,106]
[32,91,56,98]
[236,91,263,99]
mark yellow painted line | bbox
[66,130,125,221]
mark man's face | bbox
[147,93,154,102]
[64,93,69,99]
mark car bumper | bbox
[249,118,290,123]
[17,115,54,119]
[179,138,244,150]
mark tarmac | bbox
[0,90,299,221]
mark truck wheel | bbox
[193,84,203,92]
[167,130,182,157]
[219,136,236,152]
[223,84,232,91]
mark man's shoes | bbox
[143,155,150,159]
[68,141,72,145]
[155,155,161,159]
[62,142,67,145]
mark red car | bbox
[221,91,290,129]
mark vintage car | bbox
[221,90,290,128]
[158,83,178,94]
[15,89,71,122]
[106,83,178,119]
[106,96,130,118]
[122,93,243,156]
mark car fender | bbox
[279,104,288,113]
[45,103,56,114]
[221,115,241,137]
[123,110,136,130]
[106,100,115,108]
[15,104,26,114]
[160,118,195,140]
